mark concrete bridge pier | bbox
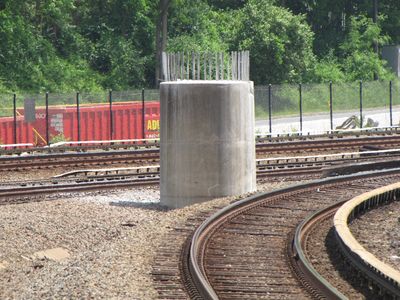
[160,80,256,208]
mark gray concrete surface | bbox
[255,106,400,135]
[160,80,256,208]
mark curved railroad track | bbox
[292,183,400,299]
[289,201,347,299]
[165,169,400,299]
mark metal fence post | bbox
[329,81,333,131]
[359,81,363,129]
[142,88,145,139]
[390,80,393,126]
[268,84,272,134]
[45,92,49,146]
[13,93,17,145]
[299,83,303,133]
[109,90,113,140]
[76,92,81,142]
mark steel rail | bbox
[0,148,160,170]
[0,176,159,205]
[255,126,400,142]
[2,142,400,174]
[1,127,400,158]
[185,167,400,299]
[290,201,347,299]
[334,182,400,298]
[255,135,400,154]
[1,126,399,156]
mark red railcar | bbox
[0,101,160,146]
[0,116,34,145]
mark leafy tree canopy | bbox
[233,0,316,84]
[0,0,398,93]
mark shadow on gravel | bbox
[325,226,377,298]
[109,201,171,211]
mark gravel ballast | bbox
[350,200,400,271]
[0,182,289,299]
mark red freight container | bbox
[0,101,160,146]
[0,117,34,145]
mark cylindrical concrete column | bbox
[160,80,256,208]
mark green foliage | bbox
[207,0,246,10]
[309,51,346,83]
[75,0,155,88]
[0,0,155,92]
[0,0,103,92]
[340,15,393,81]
[167,0,229,52]
[0,0,399,92]
[233,0,316,84]
[308,15,395,83]
[50,133,69,144]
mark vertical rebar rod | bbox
[221,52,224,80]
[208,52,212,79]
[192,52,195,79]
[230,52,233,79]
[186,52,189,79]
[246,51,250,80]
[203,53,206,80]
[173,53,176,80]
[161,51,250,81]
[178,53,181,79]
[166,53,170,81]
[13,93,17,145]
[215,53,219,80]
[238,51,241,80]
[197,53,200,80]
[329,81,333,131]
[45,92,49,145]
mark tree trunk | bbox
[155,0,170,87]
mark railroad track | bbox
[256,135,400,154]
[0,170,159,205]
[3,147,400,206]
[289,201,347,299]
[291,182,400,299]
[2,140,400,174]
[3,130,400,171]
[1,126,399,156]
[0,149,160,171]
[152,169,400,299]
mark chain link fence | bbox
[255,80,400,134]
[1,80,400,146]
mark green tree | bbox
[74,0,155,88]
[0,0,102,92]
[167,0,229,53]
[309,50,346,82]
[232,0,316,84]
[340,15,392,81]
